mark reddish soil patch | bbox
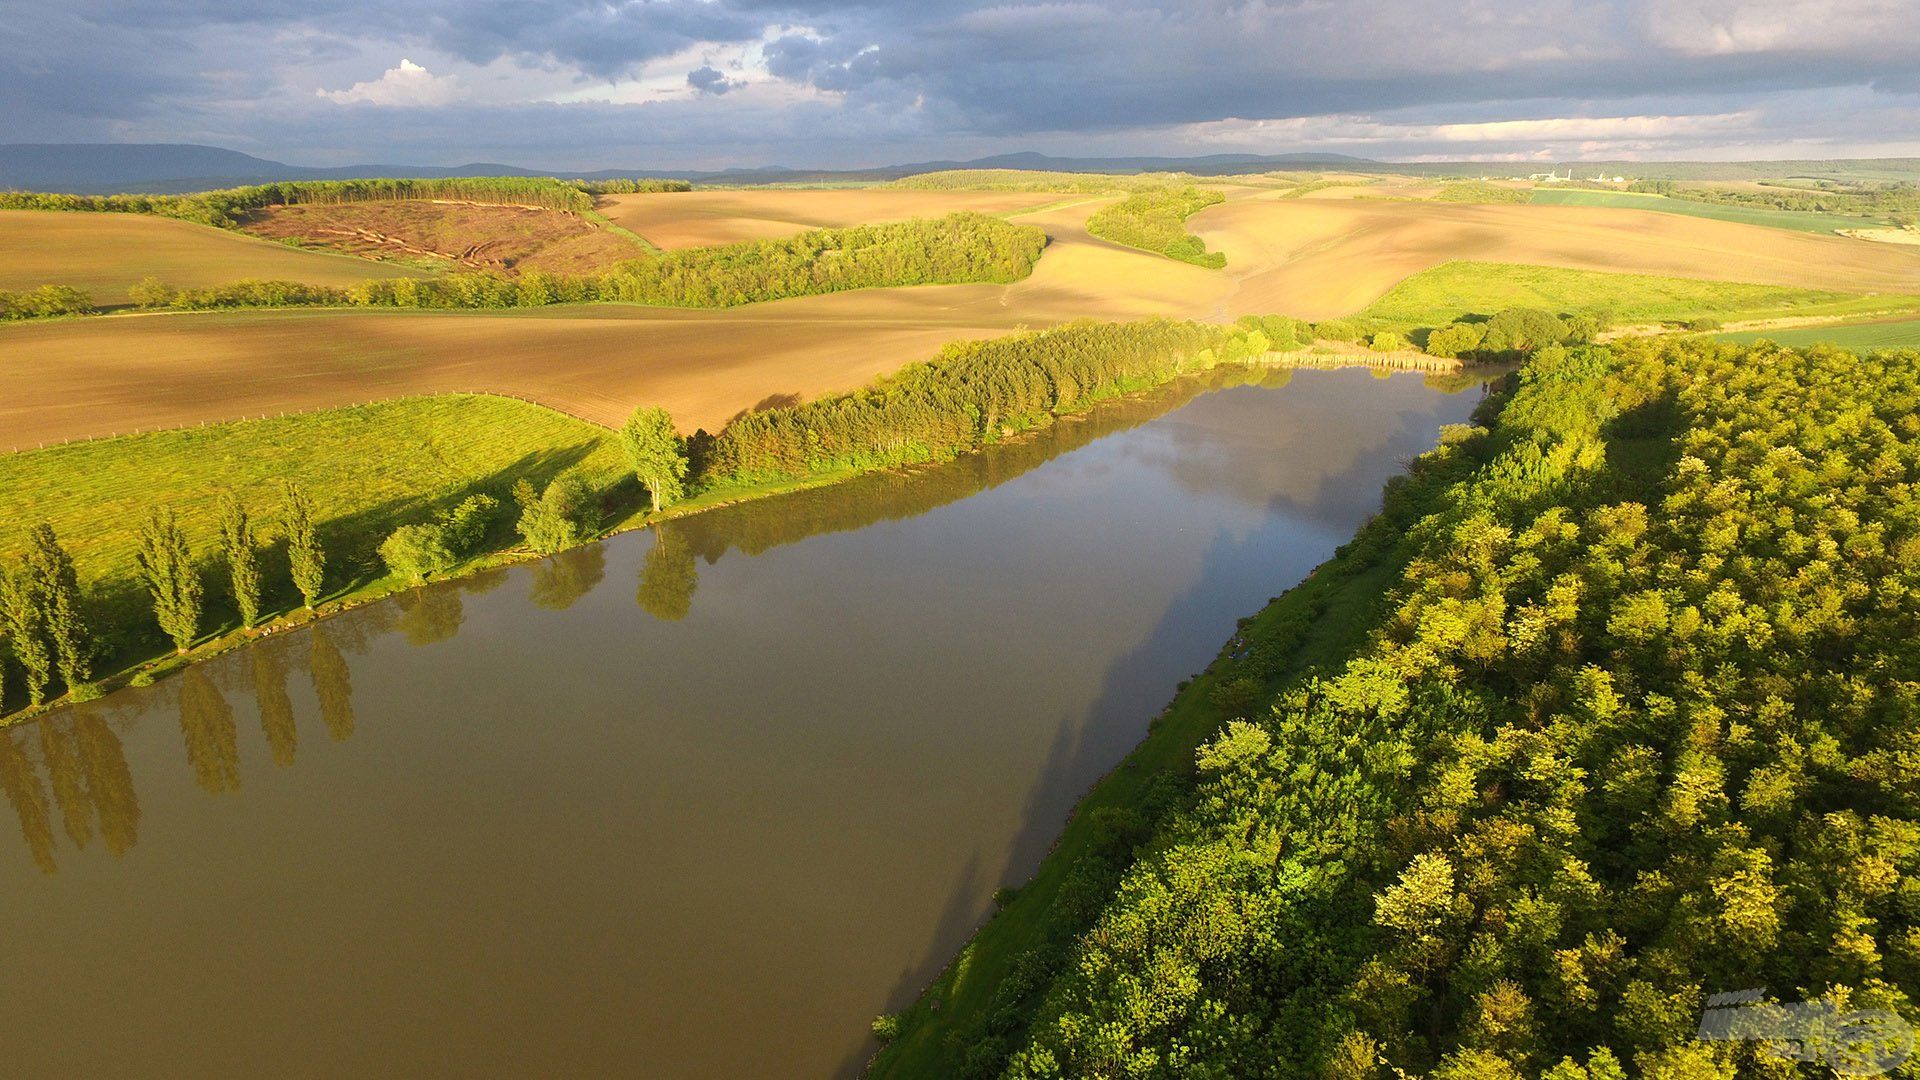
[241,200,647,275]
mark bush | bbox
[1237,314,1312,350]
[379,524,457,584]
[1368,331,1409,352]
[379,494,500,583]
[1424,322,1486,359]
[0,284,96,320]
[1314,319,1361,342]
[514,475,596,554]
[1685,316,1723,332]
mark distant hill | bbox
[3,142,1915,194]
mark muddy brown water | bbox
[0,367,1488,1078]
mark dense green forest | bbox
[877,336,1920,1078]
[1086,188,1228,267]
[104,213,1047,313]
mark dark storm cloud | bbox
[687,65,742,96]
[5,0,1919,163]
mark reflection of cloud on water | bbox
[1115,369,1487,526]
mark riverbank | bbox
[865,365,1500,1077]
[0,347,1467,729]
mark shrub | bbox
[379,524,457,585]
[379,494,500,584]
[0,284,96,320]
[1369,331,1409,352]
[1424,322,1487,359]
[514,475,595,554]
[1314,319,1361,342]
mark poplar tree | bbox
[0,569,52,706]
[25,524,91,688]
[282,482,326,609]
[136,508,203,653]
[619,406,689,513]
[217,491,263,628]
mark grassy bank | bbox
[1717,314,1920,351]
[0,395,631,710]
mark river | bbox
[0,365,1488,1077]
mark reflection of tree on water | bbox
[41,722,92,848]
[396,586,465,647]
[530,545,605,611]
[0,729,57,873]
[1,708,142,873]
[77,712,139,856]
[178,668,242,795]
[310,625,357,743]
[252,637,299,769]
[637,527,699,621]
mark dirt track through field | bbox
[7,190,1920,447]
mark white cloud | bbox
[318,59,461,106]
[1640,0,1920,56]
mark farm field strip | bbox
[1527,186,1884,234]
[8,188,1920,449]
[0,209,422,302]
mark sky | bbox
[4,0,1919,169]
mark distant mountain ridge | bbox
[3,142,1916,194]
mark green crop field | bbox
[1719,316,1920,351]
[0,395,628,636]
[1527,187,1883,234]
[1358,260,1920,329]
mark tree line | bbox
[0,285,94,320]
[78,213,1045,316]
[0,176,605,228]
[1625,178,1920,221]
[1085,186,1228,267]
[698,318,1273,483]
[910,336,1920,1078]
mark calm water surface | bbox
[0,367,1486,1078]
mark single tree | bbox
[619,406,689,513]
[0,568,53,706]
[217,491,263,629]
[282,482,326,609]
[25,524,92,688]
[136,507,203,653]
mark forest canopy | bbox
[885,336,1920,1078]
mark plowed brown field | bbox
[8,188,1919,448]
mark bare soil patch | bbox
[240,200,647,274]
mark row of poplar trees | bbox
[0,484,328,713]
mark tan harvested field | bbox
[8,187,1920,447]
[240,200,647,274]
[596,188,1064,249]
[0,209,419,302]
[1191,195,1920,319]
